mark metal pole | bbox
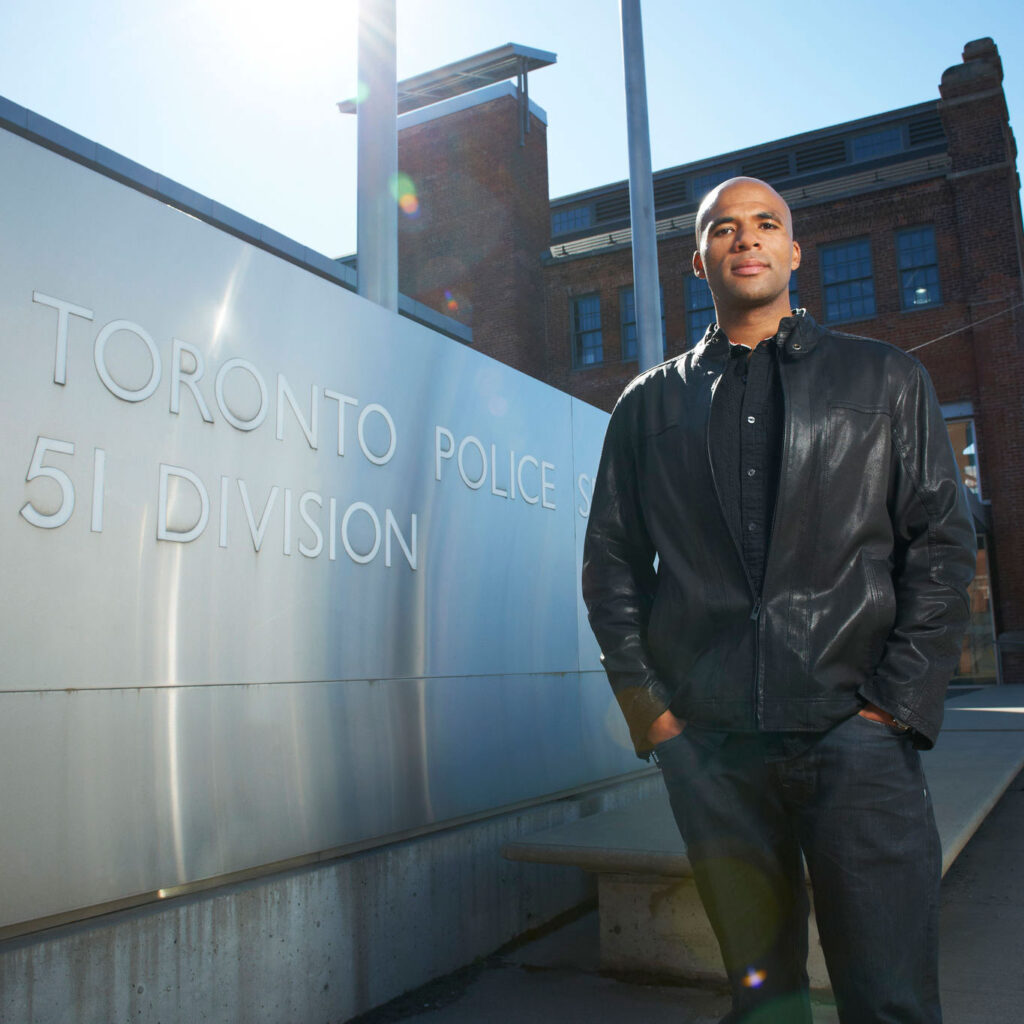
[356,0,398,311]
[620,0,663,371]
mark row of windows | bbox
[820,226,941,325]
[572,226,942,366]
[573,286,667,367]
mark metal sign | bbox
[0,125,633,932]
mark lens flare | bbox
[390,172,419,217]
[742,967,767,988]
[444,289,459,313]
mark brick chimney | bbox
[396,84,550,379]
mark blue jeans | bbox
[655,712,942,1024]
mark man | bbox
[582,177,976,1023]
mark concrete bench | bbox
[503,685,1024,989]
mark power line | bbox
[906,300,1024,353]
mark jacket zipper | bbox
[756,352,793,728]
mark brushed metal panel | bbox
[0,678,636,929]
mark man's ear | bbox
[692,251,705,279]
[791,241,802,271]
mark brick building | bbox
[394,38,1023,685]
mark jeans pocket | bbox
[855,710,910,737]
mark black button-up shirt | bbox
[709,336,784,598]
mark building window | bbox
[851,126,904,162]
[552,205,593,236]
[947,417,981,498]
[572,294,603,367]
[684,275,715,347]
[620,285,666,361]
[821,239,876,322]
[943,415,996,685]
[897,226,942,309]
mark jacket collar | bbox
[694,309,819,365]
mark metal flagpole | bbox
[620,0,663,372]
[356,0,398,311]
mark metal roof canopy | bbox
[337,43,556,116]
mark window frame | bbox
[896,225,942,310]
[571,293,604,369]
[620,284,666,362]
[945,415,982,500]
[684,273,716,348]
[820,237,877,324]
[552,205,594,237]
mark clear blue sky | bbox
[2,0,1021,257]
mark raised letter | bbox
[576,473,593,518]
[329,497,337,560]
[457,436,487,490]
[341,502,381,564]
[170,339,214,421]
[91,448,106,532]
[157,465,209,542]
[277,376,318,449]
[215,358,268,432]
[219,476,229,548]
[20,436,75,528]
[490,444,508,498]
[435,426,455,480]
[298,492,324,558]
[385,509,417,570]
[517,454,539,505]
[94,320,162,402]
[237,480,279,551]
[324,390,358,455]
[541,462,557,510]
[357,403,397,465]
[33,292,94,385]
[283,488,293,555]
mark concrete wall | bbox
[0,772,660,1024]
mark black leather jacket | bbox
[582,313,976,757]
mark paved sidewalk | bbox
[352,767,1024,1023]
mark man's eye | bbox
[761,222,778,229]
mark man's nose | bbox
[734,226,759,249]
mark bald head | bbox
[695,177,793,245]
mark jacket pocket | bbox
[809,552,895,678]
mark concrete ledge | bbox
[503,685,1024,988]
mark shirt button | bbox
[747,415,756,424]
[747,468,756,477]
[747,522,758,532]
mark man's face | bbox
[692,179,801,321]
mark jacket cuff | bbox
[615,677,674,757]
[859,682,937,750]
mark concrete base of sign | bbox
[0,771,661,1024]
[598,872,831,989]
